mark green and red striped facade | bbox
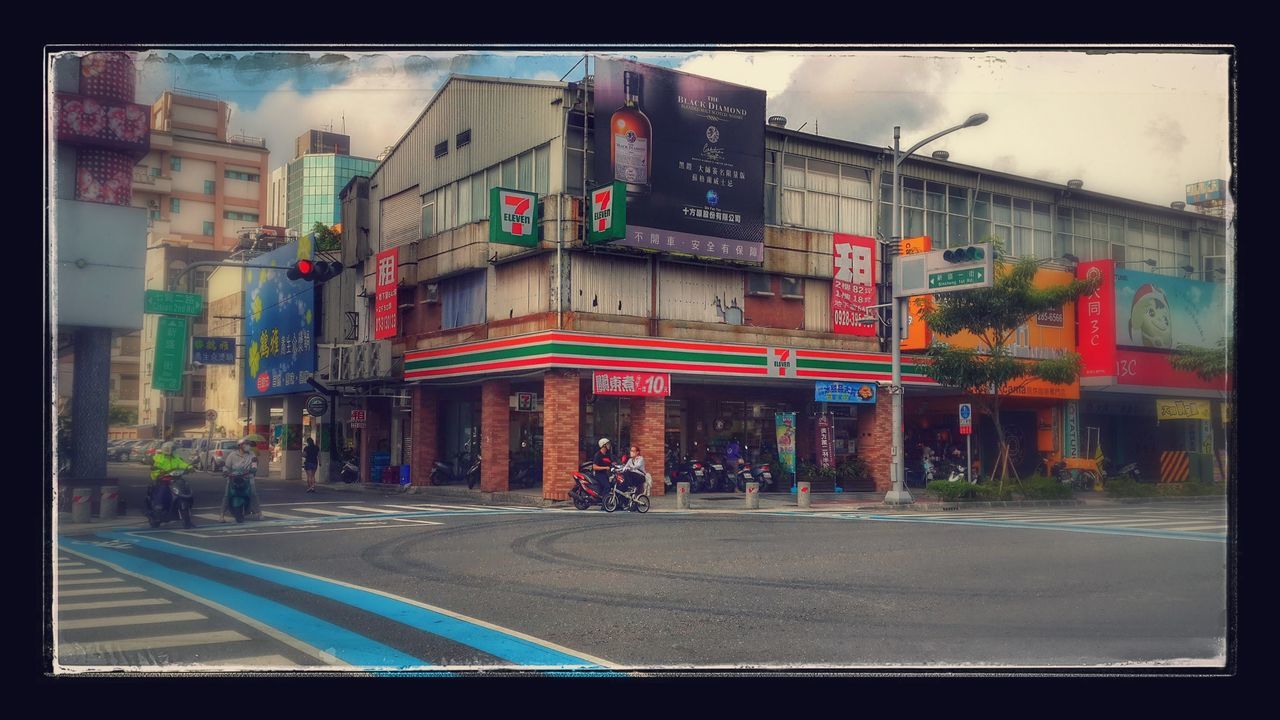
[405,331,936,385]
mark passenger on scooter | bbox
[221,437,263,521]
[724,436,744,491]
[620,445,647,495]
[591,438,614,505]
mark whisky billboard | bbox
[593,56,766,263]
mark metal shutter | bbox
[381,186,420,250]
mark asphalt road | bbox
[53,472,1228,672]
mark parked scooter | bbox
[705,450,730,492]
[339,450,360,483]
[146,468,195,529]
[569,461,609,510]
[509,443,541,489]
[431,451,481,488]
[750,458,774,492]
[1115,462,1142,481]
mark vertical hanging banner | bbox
[816,414,834,469]
[1077,260,1117,380]
[374,248,399,340]
[899,236,932,350]
[587,181,627,245]
[832,234,877,336]
[489,187,539,247]
[775,412,797,476]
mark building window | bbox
[224,211,259,222]
[224,170,261,182]
[149,166,161,177]
[204,180,216,195]
[420,199,435,239]
[170,156,181,171]
[777,155,872,235]
[203,221,214,236]
[746,274,773,296]
[150,209,161,220]
[434,140,448,159]
[170,198,181,213]
[780,276,803,298]
[456,129,471,148]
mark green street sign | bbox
[144,289,204,316]
[928,267,987,290]
[152,316,188,392]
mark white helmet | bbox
[598,437,610,448]
[160,441,175,454]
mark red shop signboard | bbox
[591,371,671,397]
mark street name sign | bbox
[144,289,204,316]
[893,246,994,297]
[152,316,188,391]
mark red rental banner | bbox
[832,234,877,337]
[374,248,398,340]
[591,371,671,397]
[1077,260,1117,379]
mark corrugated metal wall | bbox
[804,279,832,332]
[381,187,419,250]
[490,256,551,321]
[570,254,650,318]
[658,263,743,323]
[375,78,568,201]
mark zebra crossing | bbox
[175,500,540,538]
[53,553,330,671]
[811,504,1228,541]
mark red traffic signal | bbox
[287,259,344,283]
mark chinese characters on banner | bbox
[1077,260,1116,378]
[775,412,797,477]
[591,371,671,397]
[816,414,834,469]
[374,248,398,340]
[832,234,877,337]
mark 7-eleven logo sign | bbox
[593,186,614,232]
[587,181,626,245]
[490,187,538,247]
[768,347,794,377]
[502,193,534,235]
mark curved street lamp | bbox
[886,113,989,505]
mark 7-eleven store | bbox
[401,331,937,499]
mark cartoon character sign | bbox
[1128,283,1172,348]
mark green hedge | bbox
[1105,479,1226,498]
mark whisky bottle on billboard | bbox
[610,70,652,195]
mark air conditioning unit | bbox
[368,340,392,378]
[338,346,355,382]
[424,283,440,303]
[353,344,369,380]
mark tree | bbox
[107,404,136,427]
[916,244,1098,491]
[310,222,341,252]
[1170,338,1229,381]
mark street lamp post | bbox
[886,113,988,505]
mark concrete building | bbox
[281,130,378,237]
[51,51,150,475]
[289,68,1234,493]
[129,90,270,438]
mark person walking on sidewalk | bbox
[303,437,320,493]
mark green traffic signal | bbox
[943,246,985,263]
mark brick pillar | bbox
[411,386,438,486]
[630,395,666,496]
[480,380,510,493]
[541,370,581,501]
[858,402,895,492]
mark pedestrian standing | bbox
[303,437,319,493]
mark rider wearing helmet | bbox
[150,441,190,482]
[221,436,263,521]
[591,438,614,504]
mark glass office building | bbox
[286,154,379,236]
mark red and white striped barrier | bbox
[99,486,119,520]
[71,488,92,523]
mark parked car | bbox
[107,440,138,462]
[131,440,161,464]
[171,438,199,465]
[206,439,240,471]
[193,437,229,470]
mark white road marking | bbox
[60,578,125,586]
[379,504,447,512]
[60,598,173,611]
[59,610,206,630]
[260,510,309,520]
[290,507,354,517]
[199,654,298,667]
[60,569,103,576]
[389,517,443,526]
[195,514,225,522]
[60,562,86,567]
[338,505,398,514]
[59,587,147,597]
[64,630,250,654]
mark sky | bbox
[101,46,1231,209]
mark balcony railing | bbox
[133,168,155,184]
[229,135,266,148]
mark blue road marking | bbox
[99,531,609,670]
[59,538,437,670]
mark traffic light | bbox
[942,246,985,263]
[287,258,344,283]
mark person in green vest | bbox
[150,441,190,482]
